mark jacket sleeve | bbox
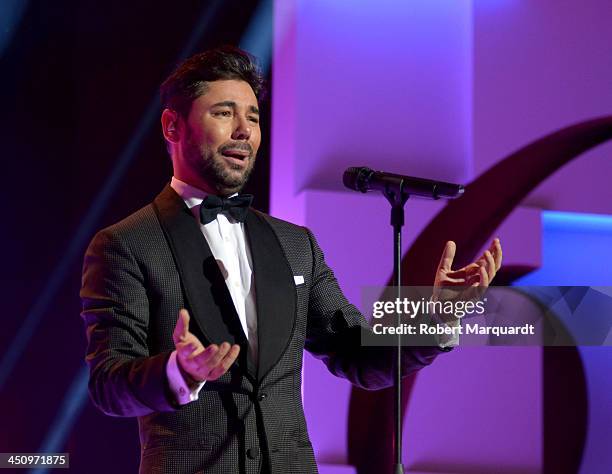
[80,228,179,417]
[303,228,446,390]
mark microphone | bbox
[343,166,464,200]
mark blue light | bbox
[515,213,612,473]
[543,210,612,233]
[0,0,28,58]
[30,366,89,474]
[517,210,612,286]
[240,0,273,73]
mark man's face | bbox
[177,79,261,196]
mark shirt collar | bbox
[170,176,239,209]
[170,177,208,209]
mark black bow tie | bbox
[199,194,253,225]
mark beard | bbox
[182,134,256,196]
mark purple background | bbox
[272,1,612,473]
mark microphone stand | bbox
[342,166,463,473]
[383,185,410,474]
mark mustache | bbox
[219,142,253,155]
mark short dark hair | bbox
[160,45,266,118]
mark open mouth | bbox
[221,149,250,167]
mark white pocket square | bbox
[294,275,304,285]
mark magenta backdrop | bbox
[272,1,612,473]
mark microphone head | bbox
[343,166,373,193]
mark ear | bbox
[161,108,181,145]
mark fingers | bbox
[173,309,241,382]
[195,342,230,368]
[437,239,500,302]
[177,340,204,360]
[491,237,503,271]
[206,344,241,381]
[180,342,241,382]
[173,309,190,345]
[473,238,501,285]
[465,258,490,287]
[479,263,489,287]
[483,250,496,282]
[438,276,467,285]
[437,241,456,272]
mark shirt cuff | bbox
[435,317,461,349]
[428,295,461,349]
[166,350,206,405]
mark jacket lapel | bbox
[153,185,254,378]
[245,210,297,382]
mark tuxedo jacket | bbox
[81,185,444,474]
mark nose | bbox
[232,115,251,141]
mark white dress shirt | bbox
[166,177,258,405]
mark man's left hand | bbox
[433,238,503,302]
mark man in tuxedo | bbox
[81,46,502,474]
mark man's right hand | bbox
[172,309,241,383]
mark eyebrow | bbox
[211,101,259,115]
